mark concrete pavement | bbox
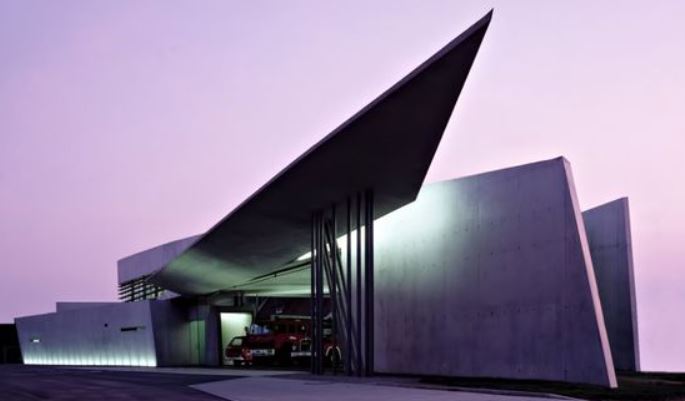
[0,365,228,400]
[193,376,567,401]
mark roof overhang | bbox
[150,11,492,295]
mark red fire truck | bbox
[224,315,340,367]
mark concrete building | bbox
[15,157,639,387]
[13,11,640,388]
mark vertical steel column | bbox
[310,195,368,376]
[316,212,325,375]
[345,197,352,375]
[364,189,374,376]
[355,192,363,376]
[310,213,316,374]
[330,204,338,374]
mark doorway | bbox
[219,312,252,366]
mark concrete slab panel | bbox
[118,235,200,284]
[583,198,640,371]
[373,157,616,387]
[15,301,157,367]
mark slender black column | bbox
[310,193,370,376]
[316,212,325,374]
[364,189,374,376]
[330,205,337,374]
[310,214,316,374]
[345,197,352,375]
[355,192,363,376]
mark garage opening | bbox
[220,312,252,366]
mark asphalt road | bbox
[0,365,231,401]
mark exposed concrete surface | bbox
[56,302,119,312]
[15,301,157,366]
[117,235,201,284]
[583,198,640,371]
[14,159,632,387]
[149,299,210,366]
[192,376,562,401]
[373,158,616,387]
[16,297,250,369]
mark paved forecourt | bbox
[192,376,567,401]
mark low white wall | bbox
[16,301,156,366]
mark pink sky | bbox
[1,1,684,371]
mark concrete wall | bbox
[117,235,201,284]
[56,302,119,312]
[374,157,617,387]
[146,299,218,366]
[15,297,239,368]
[583,198,640,371]
[148,299,196,366]
[15,301,157,366]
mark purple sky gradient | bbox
[1,1,684,371]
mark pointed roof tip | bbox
[151,8,495,296]
[476,8,494,27]
[464,9,493,35]
[424,8,493,63]
[445,8,492,48]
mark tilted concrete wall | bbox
[583,198,640,371]
[149,300,195,366]
[150,299,220,366]
[15,301,157,366]
[149,299,220,367]
[374,157,617,387]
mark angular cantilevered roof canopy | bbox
[150,11,492,295]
